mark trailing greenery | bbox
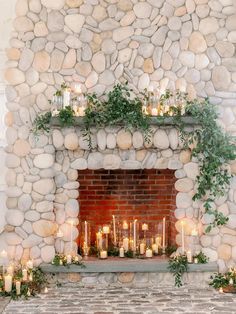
[52,254,85,268]
[32,82,236,232]
[0,267,47,300]
[168,255,188,287]
[193,251,208,264]
[209,268,236,292]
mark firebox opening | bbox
[77,169,177,252]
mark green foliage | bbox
[165,245,178,256]
[0,267,47,300]
[209,269,236,290]
[168,255,188,287]
[32,111,52,134]
[193,251,209,264]
[108,247,119,257]
[58,106,75,127]
[173,98,236,232]
[52,254,85,268]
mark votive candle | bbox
[16,281,21,295]
[100,250,107,259]
[146,248,153,258]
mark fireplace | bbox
[77,169,177,253]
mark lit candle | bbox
[66,254,72,264]
[142,223,148,231]
[194,257,198,264]
[100,250,107,259]
[123,221,129,230]
[123,237,129,251]
[0,250,7,259]
[63,88,71,108]
[74,255,79,262]
[96,232,103,250]
[140,242,145,255]
[74,83,82,94]
[57,230,63,238]
[44,287,49,294]
[133,219,137,252]
[7,265,14,276]
[146,248,153,258]
[84,221,88,247]
[4,275,12,293]
[191,228,198,236]
[29,273,33,281]
[219,287,224,293]
[112,215,117,246]
[26,260,33,269]
[187,250,192,263]
[59,260,63,266]
[119,247,125,258]
[22,269,27,281]
[102,225,110,234]
[15,281,21,295]
[162,217,166,252]
[155,236,161,247]
[181,221,185,254]
[69,221,73,253]
[152,243,158,254]
[78,106,86,116]
[229,278,234,285]
[151,108,158,116]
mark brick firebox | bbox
[78,169,177,246]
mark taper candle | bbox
[112,215,117,246]
[181,221,185,254]
[162,217,166,251]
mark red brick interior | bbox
[78,169,177,246]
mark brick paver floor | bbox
[2,285,236,314]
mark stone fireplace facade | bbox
[3,0,236,272]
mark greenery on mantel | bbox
[32,82,236,233]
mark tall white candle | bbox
[162,217,166,250]
[7,265,14,276]
[133,219,137,251]
[4,275,12,293]
[181,221,185,254]
[67,254,72,264]
[63,89,71,108]
[22,269,27,281]
[123,237,129,251]
[112,215,117,246]
[84,221,88,247]
[152,243,158,254]
[96,232,103,250]
[140,242,145,255]
[16,281,21,295]
[187,250,192,263]
[70,221,73,253]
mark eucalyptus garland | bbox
[32,82,236,233]
[168,255,188,287]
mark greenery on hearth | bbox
[209,268,236,292]
[168,254,188,287]
[0,267,47,300]
[193,251,208,264]
[32,82,236,232]
[51,254,85,268]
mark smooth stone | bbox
[5,233,23,245]
[19,48,34,71]
[34,154,54,169]
[5,210,24,227]
[71,158,88,170]
[41,0,65,10]
[91,52,106,73]
[88,152,103,169]
[5,68,25,85]
[103,155,121,169]
[64,133,79,150]
[97,129,106,150]
[22,234,42,248]
[217,244,231,260]
[14,16,34,32]
[169,129,179,150]
[52,129,64,149]
[30,246,41,259]
[117,130,132,150]
[18,194,32,211]
[50,49,64,72]
[189,32,207,53]
[41,246,55,263]
[153,130,169,149]
[33,179,55,195]
[199,17,219,35]
[25,210,40,222]
[6,187,22,198]
[202,248,218,262]
[47,11,64,32]
[176,192,192,209]
[212,66,231,90]
[107,133,116,149]
[183,162,199,180]
[36,201,53,213]
[65,14,85,33]
[34,21,48,37]
[133,2,152,18]
[33,51,50,72]
[175,178,194,192]
[133,131,144,149]
[66,0,83,8]
[113,26,134,42]
[33,220,57,237]
[65,199,79,217]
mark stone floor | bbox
[2,285,236,314]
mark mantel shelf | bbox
[50,116,199,127]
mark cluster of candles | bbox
[180,220,199,264]
[142,86,186,117]
[51,82,87,117]
[80,216,167,259]
[0,250,45,295]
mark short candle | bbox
[122,221,129,230]
[4,275,12,293]
[100,250,107,259]
[142,223,148,231]
[102,226,110,234]
[140,242,145,255]
[16,281,21,295]
[119,247,125,258]
[22,269,27,281]
[66,254,72,264]
[146,248,153,258]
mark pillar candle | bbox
[96,232,103,250]
[4,275,12,293]
[100,250,107,259]
[162,217,166,250]
[102,226,110,234]
[7,265,14,276]
[29,273,33,281]
[119,247,124,258]
[146,249,153,258]
[142,223,148,231]
[66,254,72,264]
[187,250,192,263]
[15,281,21,295]
[181,221,185,254]
[140,242,145,255]
[152,243,158,254]
[63,89,71,107]
[112,215,117,246]
[151,108,158,116]
[123,237,129,251]
[194,257,198,264]
[22,269,27,281]
[123,221,129,230]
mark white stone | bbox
[65,199,79,217]
[227,214,236,229]
[212,66,231,90]
[6,187,22,198]
[113,27,134,42]
[22,234,42,248]
[133,2,152,18]
[63,49,76,69]
[18,194,32,211]
[65,14,85,33]
[103,155,121,169]
[19,49,34,71]
[189,32,207,53]
[33,220,57,237]
[71,158,87,170]
[215,41,235,58]
[34,154,54,169]
[183,162,199,180]
[168,16,182,30]
[6,233,22,245]
[14,16,34,32]
[176,192,192,209]
[118,48,132,64]
[33,179,55,195]
[175,178,194,192]
[200,235,212,247]
[133,131,144,149]
[138,73,150,90]
[199,17,219,35]
[107,133,116,149]
[34,21,48,37]
[101,39,116,55]
[97,129,106,150]
[64,133,79,150]
[202,248,218,262]
[30,246,41,259]
[41,0,65,10]
[154,130,169,149]
[88,152,103,169]
[5,210,24,227]
[5,68,25,85]
[52,130,64,149]
[117,130,132,150]
[91,52,106,73]
[25,210,40,222]
[179,51,195,68]
[41,246,55,263]
[169,129,179,150]
[99,70,115,86]
[218,244,231,260]
[99,18,119,31]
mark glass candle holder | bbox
[96,229,103,252]
[81,221,91,257]
[111,215,119,247]
[130,220,139,253]
[63,87,71,108]
[102,225,110,250]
